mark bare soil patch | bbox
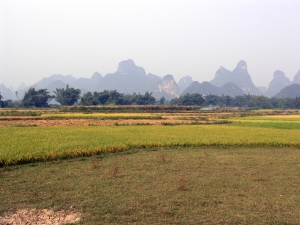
[0,209,80,225]
[0,118,190,127]
[0,112,231,127]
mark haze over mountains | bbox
[1,59,300,101]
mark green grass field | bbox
[228,115,300,129]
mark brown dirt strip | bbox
[0,209,80,225]
[0,118,195,127]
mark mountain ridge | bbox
[2,59,300,101]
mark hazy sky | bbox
[1,0,300,89]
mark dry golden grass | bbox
[1,147,300,224]
[1,123,300,166]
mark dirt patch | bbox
[0,209,80,225]
[0,114,221,127]
[0,118,189,127]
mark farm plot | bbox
[41,113,162,120]
[1,147,300,224]
[1,109,300,224]
[0,112,233,127]
[228,115,300,129]
[1,124,300,166]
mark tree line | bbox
[1,87,300,109]
[0,87,158,107]
[80,90,157,105]
[169,93,300,109]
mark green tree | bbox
[22,88,54,107]
[80,92,99,106]
[294,96,300,108]
[159,97,165,105]
[170,93,204,106]
[80,90,157,106]
[0,92,2,108]
[53,85,81,106]
[139,92,156,105]
[248,96,272,109]
[233,94,251,107]
[204,94,220,106]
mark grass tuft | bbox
[112,166,120,178]
[177,178,189,191]
[91,156,100,169]
[160,153,167,163]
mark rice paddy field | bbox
[1,107,300,224]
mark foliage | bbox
[170,93,300,109]
[21,88,54,107]
[0,92,5,108]
[80,90,156,106]
[170,93,205,106]
[0,100,13,108]
[53,85,81,106]
[158,97,165,105]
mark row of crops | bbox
[1,121,300,166]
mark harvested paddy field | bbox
[0,111,232,127]
[0,117,205,127]
[0,118,167,127]
[1,147,300,224]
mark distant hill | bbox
[265,70,291,97]
[9,86,14,93]
[210,66,232,87]
[181,81,243,97]
[257,86,267,95]
[17,82,27,91]
[0,84,16,100]
[70,78,95,90]
[46,80,68,93]
[231,61,262,95]
[17,74,78,101]
[292,70,300,84]
[90,72,102,84]
[4,59,299,102]
[182,81,221,96]
[153,75,180,100]
[15,59,168,101]
[210,61,262,95]
[34,74,77,89]
[92,59,162,94]
[220,82,244,97]
[178,76,193,93]
[274,84,300,98]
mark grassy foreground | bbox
[1,124,300,166]
[1,147,300,224]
